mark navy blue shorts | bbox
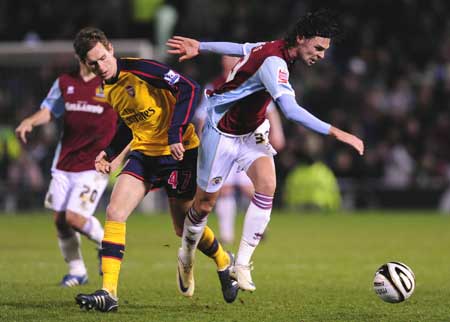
[120,148,197,199]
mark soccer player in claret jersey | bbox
[167,9,364,293]
[72,27,238,313]
[195,56,286,245]
[15,59,117,287]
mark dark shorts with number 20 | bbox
[120,148,197,199]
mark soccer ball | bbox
[373,261,415,303]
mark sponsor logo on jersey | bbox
[126,85,135,97]
[164,70,180,86]
[65,101,104,114]
[123,107,156,125]
[277,68,289,84]
[67,86,75,94]
[211,176,223,185]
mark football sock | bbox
[197,226,230,271]
[215,194,236,244]
[80,215,104,246]
[58,232,87,276]
[101,221,126,297]
[236,192,273,266]
[180,207,207,264]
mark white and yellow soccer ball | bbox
[373,261,415,303]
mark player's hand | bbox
[166,36,200,62]
[95,151,111,174]
[329,126,364,156]
[170,143,185,161]
[15,119,33,144]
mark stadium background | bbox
[1,2,450,322]
[0,0,449,212]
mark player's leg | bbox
[169,197,238,302]
[45,169,88,286]
[233,120,277,291]
[64,170,109,275]
[215,184,237,245]
[179,125,237,278]
[54,211,88,287]
[233,156,276,291]
[76,173,148,312]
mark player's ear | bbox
[296,35,305,45]
[107,43,114,55]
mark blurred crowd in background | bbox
[0,0,449,211]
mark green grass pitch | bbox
[1,210,449,322]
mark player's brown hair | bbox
[285,9,340,47]
[73,27,110,62]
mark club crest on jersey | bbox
[211,176,223,185]
[277,68,289,84]
[67,86,75,94]
[164,70,180,86]
[95,86,105,98]
[126,85,135,97]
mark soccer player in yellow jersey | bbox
[73,27,238,312]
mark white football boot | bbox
[231,262,256,292]
[176,248,195,297]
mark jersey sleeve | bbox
[122,59,201,145]
[40,78,65,118]
[199,42,265,56]
[257,56,295,100]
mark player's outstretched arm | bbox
[276,94,364,155]
[167,36,258,61]
[15,108,52,144]
[166,36,201,62]
[329,126,364,156]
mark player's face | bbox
[295,36,330,66]
[85,42,117,80]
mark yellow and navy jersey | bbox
[104,58,201,157]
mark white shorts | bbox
[198,119,276,193]
[44,169,109,217]
[224,163,252,187]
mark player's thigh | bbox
[197,124,238,193]
[246,156,276,195]
[66,170,109,218]
[45,169,71,212]
[107,173,147,222]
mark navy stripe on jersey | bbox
[119,58,201,144]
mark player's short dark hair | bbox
[73,27,110,62]
[285,9,340,47]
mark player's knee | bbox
[255,178,276,195]
[106,204,127,222]
[54,212,73,237]
[195,199,215,217]
[65,211,85,229]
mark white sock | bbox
[236,192,273,266]
[80,216,104,246]
[215,194,236,244]
[180,207,207,264]
[58,232,87,276]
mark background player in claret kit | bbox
[72,27,238,313]
[15,59,117,287]
[167,9,364,293]
[195,56,286,245]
